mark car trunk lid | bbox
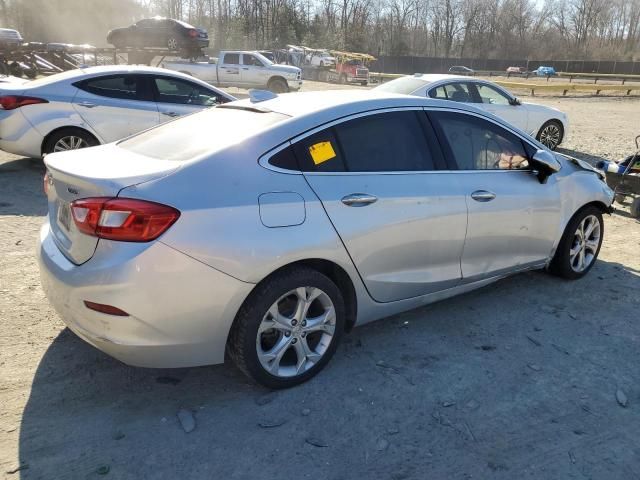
[45,144,180,265]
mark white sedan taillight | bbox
[70,197,180,242]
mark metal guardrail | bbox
[371,70,640,84]
[494,81,640,96]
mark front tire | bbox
[227,267,345,389]
[267,78,288,93]
[537,120,564,150]
[549,206,604,279]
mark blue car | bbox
[535,66,557,77]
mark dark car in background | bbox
[107,17,209,52]
[448,65,474,75]
[0,28,24,50]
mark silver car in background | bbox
[38,91,613,388]
[0,65,235,158]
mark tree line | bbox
[1,0,639,60]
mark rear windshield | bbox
[118,106,288,161]
[375,77,429,94]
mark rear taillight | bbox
[188,29,198,38]
[0,95,49,110]
[70,197,180,242]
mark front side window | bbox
[475,83,511,105]
[75,75,139,100]
[153,77,223,106]
[430,111,530,170]
[242,54,264,67]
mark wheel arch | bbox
[237,258,359,334]
[267,75,288,91]
[41,126,100,156]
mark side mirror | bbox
[509,97,521,106]
[531,149,561,184]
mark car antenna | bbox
[249,89,278,103]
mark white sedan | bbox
[375,74,568,150]
[0,65,235,158]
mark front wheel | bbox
[167,37,179,50]
[537,120,564,150]
[227,267,345,389]
[267,78,288,93]
[549,206,604,279]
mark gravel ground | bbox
[1,86,639,479]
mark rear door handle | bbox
[341,193,378,207]
[162,111,180,117]
[77,102,97,108]
[471,190,496,202]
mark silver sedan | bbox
[38,91,614,388]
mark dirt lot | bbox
[1,85,639,479]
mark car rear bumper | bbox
[37,222,254,368]
[186,38,209,49]
[0,110,44,158]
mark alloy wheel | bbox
[539,123,561,149]
[53,136,89,152]
[569,214,601,273]
[167,38,178,50]
[256,286,336,378]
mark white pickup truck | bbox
[162,50,303,93]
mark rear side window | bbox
[442,83,473,103]
[335,111,436,172]
[75,75,139,100]
[292,128,346,172]
[430,111,530,170]
[292,111,440,172]
[223,53,240,65]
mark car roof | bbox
[23,65,210,87]
[231,89,488,121]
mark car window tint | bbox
[429,86,447,99]
[223,53,240,65]
[76,75,138,100]
[292,128,346,172]
[153,77,222,106]
[334,111,436,172]
[431,111,530,170]
[242,54,263,66]
[475,84,510,105]
[443,83,473,103]
[268,146,299,170]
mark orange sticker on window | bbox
[309,141,336,165]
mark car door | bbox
[218,53,242,86]
[471,82,528,131]
[295,109,468,303]
[149,75,226,120]
[72,74,160,142]
[429,109,561,282]
[241,53,270,87]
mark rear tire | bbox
[227,267,345,389]
[549,206,603,280]
[536,120,564,150]
[167,37,179,50]
[43,128,99,156]
[631,197,640,218]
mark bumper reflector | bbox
[84,301,129,316]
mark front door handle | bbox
[471,190,496,202]
[77,102,97,108]
[341,193,378,207]
[162,111,180,117]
